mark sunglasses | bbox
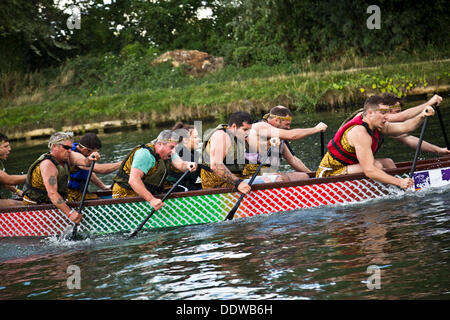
[60,144,72,150]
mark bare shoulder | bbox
[39,158,57,172]
[210,129,228,143]
[39,159,58,186]
[68,149,85,166]
[347,125,372,147]
[252,121,269,131]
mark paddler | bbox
[111,130,197,211]
[164,122,202,192]
[67,132,121,202]
[22,132,100,224]
[0,133,26,207]
[200,111,253,193]
[244,105,328,183]
[316,95,435,189]
[383,93,449,156]
[340,93,448,155]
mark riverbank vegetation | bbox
[1,0,449,135]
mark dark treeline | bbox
[1,0,449,73]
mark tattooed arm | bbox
[209,130,251,194]
[210,131,239,183]
[211,163,239,185]
[40,160,82,224]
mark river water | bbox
[0,99,449,300]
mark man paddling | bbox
[68,133,121,202]
[112,130,197,211]
[200,111,253,193]
[165,122,202,192]
[341,94,442,124]
[340,93,449,156]
[244,106,328,183]
[22,132,100,224]
[383,93,449,156]
[316,95,435,189]
[0,133,26,207]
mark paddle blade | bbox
[70,160,96,241]
[127,208,156,239]
[127,229,139,239]
[60,224,75,240]
[68,224,78,241]
[225,193,245,221]
[225,205,239,221]
[126,169,190,239]
[60,224,86,241]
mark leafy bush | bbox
[253,45,289,66]
[59,55,106,89]
[120,42,148,60]
[232,46,254,67]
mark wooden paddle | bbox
[409,116,429,178]
[127,168,191,239]
[69,159,96,240]
[225,139,282,221]
[435,105,449,150]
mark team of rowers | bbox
[0,93,447,225]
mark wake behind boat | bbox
[1,156,450,238]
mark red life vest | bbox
[327,114,384,166]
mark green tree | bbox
[0,0,71,72]
[63,0,234,56]
[228,0,449,64]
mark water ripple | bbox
[1,185,449,299]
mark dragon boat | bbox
[1,156,450,238]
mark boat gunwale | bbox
[1,156,450,214]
